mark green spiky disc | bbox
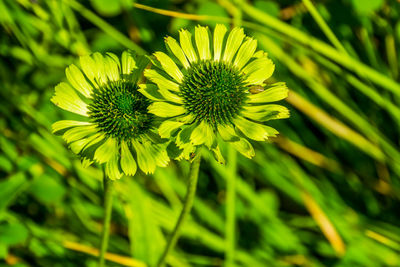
[88,80,152,140]
[180,60,248,126]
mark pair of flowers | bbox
[52,24,289,179]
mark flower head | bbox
[51,51,169,179]
[141,25,289,161]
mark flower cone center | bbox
[180,60,247,126]
[88,81,152,140]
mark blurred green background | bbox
[2,0,400,266]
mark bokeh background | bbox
[1,0,400,266]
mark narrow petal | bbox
[154,52,184,83]
[106,52,121,70]
[233,116,278,141]
[234,38,257,70]
[82,132,106,152]
[242,104,290,121]
[179,29,198,63]
[121,50,138,75]
[213,24,227,61]
[230,138,255,158]
[148,102,186,117]
[92,53,107,84]
[51,82,89,116]
[159,120,185,138]
[222,27,245,62]
[144,69,180,92]
[70,132,102,154]
[217,124,239,141]
[52,120,91,133]
[190,120,213,146]
[247,82,288,104]
[63,124,98,143]
[79,55,97,86]
[94,137,117,164]
[165,36,190,69]
[150,144,170,167]
[120,140,137,176]
[106,152,122,180]
[104,53,120,82]
[132,141,156,174]
[242,57,275,85]
[65,64,93,98]
[195,25,211,60]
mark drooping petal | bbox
[150,144,170,167]
[144,69,180,92]
[63,124,98,143]
[148,102,186,117]
[230,138,255,158]
[65,64,93,98]
[70,132,102,154]
[106,151,122,180]
[51,82,89,116]
[179,29,198,63]
[247,82,288,104]
[217,124,239,141]
[222,27,245,62]
[165,36,190,69]
[234,38,257,70]
[94,137,117,164]
[195,25,211,60]
[242,104,290,121]
[159,120,185,138]
[213,24,227,61]
[242,57,275,85]
[154,52,184,83]
[233,116,278,141]
[190,120,214,147]
[82,132,106,152]
[120,140,137,176]
[52,120,91,133]
[132,140,156,174]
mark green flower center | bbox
[180,60,248,126]
[88,80,152,140]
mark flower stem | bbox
[157,150,202,267]
[225,146,237,267]
[99,176,114,267]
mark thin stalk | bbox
[302,0,347,54]
[157,149,202,267]
[225,146,237,267]
[99,176,115,267]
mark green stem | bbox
[301,0,347,54]
[225,146,237,267]
[99,177,115,267]
[157,150,202,267]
